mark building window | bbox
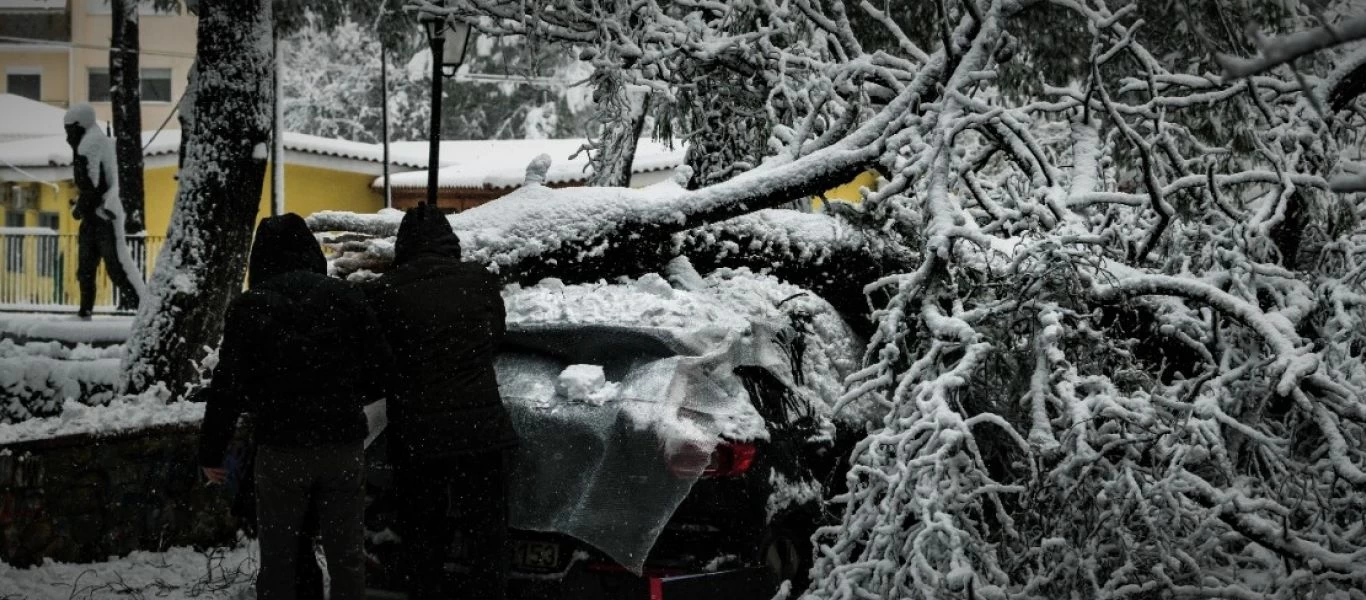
[0,13,70,42]
[4,184,36,211]
[6,69,42,101]
[88,68,111,102]
[142,68,172,102]
[4,211,25,273]
[88,68,174,102]
[86,0,179,16]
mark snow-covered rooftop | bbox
[0,0,64,10]
[381,138,686,189]
[0,94,105,143]
[278,131,429,169]
[0,129,428,174]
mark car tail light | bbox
[667,441,757,479]
[704,442,756,478]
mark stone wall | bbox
[0,424,238,567]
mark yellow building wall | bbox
[138,162,383,238]
[71,1,197,128]
[3,161,381,308]
[264,163,384,226]
[814,170,878,210]
[0,53,71,106]
[140,164,179,237]
[0,2,197,119]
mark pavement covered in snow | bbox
[0,313,132,346]
[0,543,257,600]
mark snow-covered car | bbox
[362,260,872,599]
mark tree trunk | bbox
[271,29,284,216]
[109,0,145,234]
[588,91,650,187]
[120,0,273,398]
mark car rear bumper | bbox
[508,566,776,600]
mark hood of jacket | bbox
[394,203,462,266]
[249,213,327,286]
[64,103,98,129]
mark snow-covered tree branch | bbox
[1217,13,1366,78]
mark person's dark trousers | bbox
[76,218,141,313]
[396,449,511,600]
[255,443,366,600]
[294,512,327,600]
[231,441,325,600]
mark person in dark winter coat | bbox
[364,203,517,600]
[64,104,142,316]
[197,214,394,600]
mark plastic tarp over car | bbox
[497,321,785,574]
[364,265,867,574]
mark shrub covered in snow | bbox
[0,340,123,423]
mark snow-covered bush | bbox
[0,340,123,423]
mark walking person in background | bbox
[197,214,394,600]
[63,103,143,317]
[364,203,519,600]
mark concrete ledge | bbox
[0,420,238,567]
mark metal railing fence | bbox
[0,231,163,311]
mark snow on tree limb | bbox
[1217,13,1366,79]
[363,2,1366,597]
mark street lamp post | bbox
[420,8,473,210]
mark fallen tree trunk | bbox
[311,198,914,330]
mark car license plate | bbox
[512,540,561,571]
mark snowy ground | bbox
[0,543,258,600]
[0,385,204,445]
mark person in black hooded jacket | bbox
[197,214,394,600]
[364,203,518,600]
